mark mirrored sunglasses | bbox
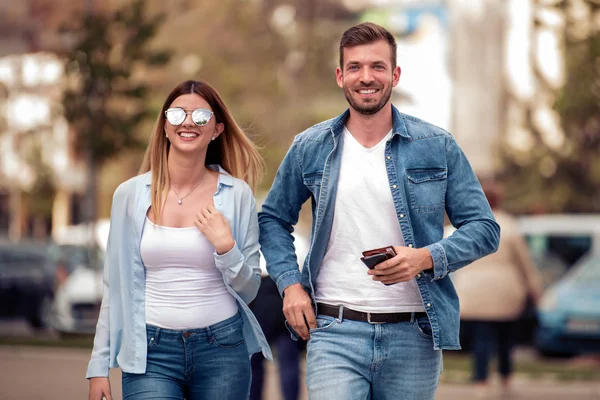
[165,107,214,126]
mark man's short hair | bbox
[339,22,397,70]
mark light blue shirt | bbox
[87,166,271,378]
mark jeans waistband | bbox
[317,303,427,324]
[146,312,243,341]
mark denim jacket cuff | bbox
[275,271,303,297]
[425,243,448,280]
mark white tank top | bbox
[140,218,238,329]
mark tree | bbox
[500,0,600,213]
[61,0,170,230]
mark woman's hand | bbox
[89,377,112,400]
[195,204,235,254]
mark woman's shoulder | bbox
[113,172,150,199]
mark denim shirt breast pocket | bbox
[405,168,447,213]
[302,171,323,200]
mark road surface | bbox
[0,346,599,399]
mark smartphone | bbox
[360,246,396,269]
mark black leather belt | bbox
[317,303,427,324]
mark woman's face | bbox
[164,93,224,156]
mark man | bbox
[259,22,500,400]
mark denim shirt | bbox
[258,106,500,350]
[86,166,272,378]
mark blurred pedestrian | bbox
[258,22,500,400]
[452,179,544,397]
[86,80,271,400]
[249,275,301,400]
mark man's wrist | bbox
[283,282,302,297]
[421,248,434,270]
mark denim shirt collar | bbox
[328,104,411,140]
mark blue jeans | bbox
[470,320,516,382]
[122,313,251,399]
[306,312,442,400]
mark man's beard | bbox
[343,84,392,115]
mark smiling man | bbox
[259,22,500,400]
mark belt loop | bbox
[410,312,416,324]
[337,305,344,322]
[154,327,161,345]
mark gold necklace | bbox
[170,177,204,205]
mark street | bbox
[0,346,599,400]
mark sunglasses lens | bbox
[192,109,212,126]
[166,108,185,125]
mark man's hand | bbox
[89,377,112,400]
[367,246,433,285]
[282,283,316,340]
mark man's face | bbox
[336,40,401,115]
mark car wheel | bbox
[28,295,53,329]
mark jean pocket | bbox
[406,168,447,213]
[309,315,338,334]
[413,315,434,340]
[212,324,245,348]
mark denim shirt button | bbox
[427,303,431,308]
[408,244,413,248]
[417,274,421,278]
[386,155,391,160]
[400,213,404,218]
[392,184,397,189]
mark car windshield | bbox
[570,254,600,283]
[525,234,593,287]
[46,244,105,273]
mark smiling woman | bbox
[86,80,270,400]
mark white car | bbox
[48,221,108,335]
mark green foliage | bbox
[500,0,600,213]
[23,145,55,218]
[61,0,171,165]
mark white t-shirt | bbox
[314,127,425,313]
[140,218,238,329]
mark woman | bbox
[452,180,543,397]
[87,80,271,400]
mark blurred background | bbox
[0,0,599,399]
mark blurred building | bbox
[0,52,87,240]
[0,0,132,240]
[0,1,97,240]
[359,0,564,180]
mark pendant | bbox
[178,199,182,205]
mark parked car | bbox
[517,214,600,288]
[448,214,600,349]
[47,244,104,335]
[0,241,55,328]
[535,253,600,356]
[48,221,108,335]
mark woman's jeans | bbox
[306,312,443,400]
[122,313,251,400]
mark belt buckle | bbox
[367,312,384,324]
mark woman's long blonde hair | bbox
[138,80,264,222]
